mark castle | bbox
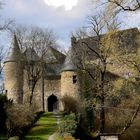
[3,28,140,112]
[4,35,80,112]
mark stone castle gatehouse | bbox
[4,35,80,112]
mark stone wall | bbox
[44,78,61,111]
[61,71,80,100]
[23,74,61,111]
[4,61,23,103]
[23,74,42,111]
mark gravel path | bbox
[48,133,57,140]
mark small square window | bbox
[73,75,77,84]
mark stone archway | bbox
[47,94,58,112]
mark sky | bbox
[0,0,92,50]
[0,0,139,86]
[0,0,140,51]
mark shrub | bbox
[85,106,94,131]
[0,94,12,133]
[63,133,77,140]
[0,94,7,133]
[6,104,36,137]
[58,113,78,136]
[62,96,79,114]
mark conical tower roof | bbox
[61,47,77,72]
[4,35,23,63]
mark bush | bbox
[6,104,36,137]
[62,96,79,114]
[63,133,77,140]
[58,113,78,136]
[0,94,12,133]
[0,94,7,133]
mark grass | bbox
[25,112,58,140]
[0,134,7,140]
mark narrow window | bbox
[5,90,8,95]
[73,75,77,84]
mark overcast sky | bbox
[0,0,140,50]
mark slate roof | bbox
[4,35,77,76]
[22,46,66,76]
[44,47,65,63]
[4,35,24,63]
[61,48,77,72]
[44,63,56,76]
[23,47,40,62]
[42,47,66,76]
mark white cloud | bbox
[0,0,92,49]
[44,0,78,11]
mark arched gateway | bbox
[47,95,58,112]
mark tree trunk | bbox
[99,71,105,133]
[41,75,45,111]
[29,84,35,105]
[29,90,33,105]
[99,94,105,133]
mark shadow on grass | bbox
[27,125,57,135]
[24,113,57,140]
[25,136,45,140]
[41,113,56,118]
[0,134,7,140]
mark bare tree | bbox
[116,39,140,135]
[72,11,140,136]
[72,13,119,133]
[12,25,57,106]
[0,0,14,30]
[107,0,140,12]
[0,0,14,74]
[119,49,140,77]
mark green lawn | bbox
[25,112,58,140]
[0,134,7,140]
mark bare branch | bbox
[108,0,140,11]
[120,104,140,135]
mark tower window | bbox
[73,75,77,84]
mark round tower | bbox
[4,35,24,104]
[61,47,79,100]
